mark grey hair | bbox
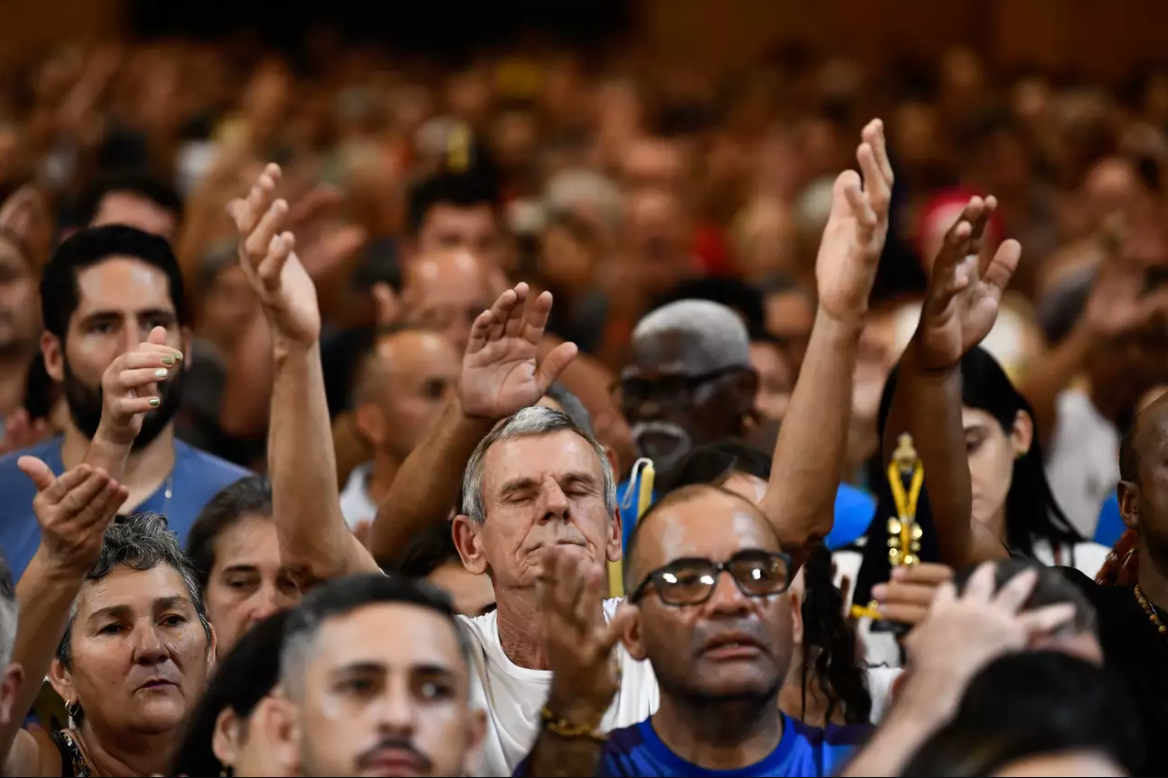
[544,168,625,235]
[633,300,751,372]
[0,552,17,669]
[56,513,211,671]
[545,382,594,436]
[461,406,616,524]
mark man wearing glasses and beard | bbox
[0,225,249,579]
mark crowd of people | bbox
[0,30,1162,776]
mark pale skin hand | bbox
[870,563,954,625]
[227,162,322,349]
[95,326,184,448]
[460,282,578,420]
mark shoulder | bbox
[0,437,61,489]
[787,716,873,749]
[173,440,252,485]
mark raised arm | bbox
[368,284,576,565]
[760,120,892,557]
[2,460,126,777]
[228,164,378,584]
[884,198,1020,567]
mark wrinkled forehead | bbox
[640,492,780,571]
[481,430,606,497]
[76,564,195,619]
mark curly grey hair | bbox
[461,406,616,523]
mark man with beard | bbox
[617,299,876,551]
[264,573,487,777]
[0,225,248,578]
[520,486,870,777]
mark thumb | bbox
[829,170,862,219]
[17,456,54,492]
[535,341,579,394]
[148,326,168,346]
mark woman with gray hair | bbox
[0,457,216,777]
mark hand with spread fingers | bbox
[539,545,635,728]
[95,325,184,447]
[870,563,954,626]
[20,457,129,574]
[815,119,895,323]
[914,196,1022,372]
[227,163,322,348]
[903,562,1077,687]
[460,283,578,420]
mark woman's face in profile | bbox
[963,406,1031,536]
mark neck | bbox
[0,348,30,416]
[1138,539,1168,608]
[651,691,781,771]
[61,423,176,509]
[73,722,175,778]
[495,588,549,669]
[366,450,402,506]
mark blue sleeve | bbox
[825,484,876,550]
[1094,493,1125,547]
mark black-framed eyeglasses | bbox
[629,550,793,607]
[615,367,744,413]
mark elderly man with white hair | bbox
[239,119,896,776]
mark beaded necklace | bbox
[1135,585,1168,635]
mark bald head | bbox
[403,249,492,354]
[632,300,751,374]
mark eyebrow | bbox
[86,595,193,624]
[560,472,599,489]
[219,564,259,576]
[498,477,539,499]
[80,308,176,323]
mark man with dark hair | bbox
[73,171,184,240]
[406,169,507,268]
[0,225,249,579]
[266,573,487,777]
[396,524,495,617]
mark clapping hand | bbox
[96,326,183,447]
[539,546,635,727]
[460,283,578,420]
[20,458,128,574]
[914,197,1021,372]
[228,163,322,348]
[815,119,895,324]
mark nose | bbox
[704,570,752,617]
[247,586,284,627]
[131,623,169,665]
[375,677,417,738]
[537,480,570,523]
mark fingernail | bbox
[154,368,168,379]
[872,584,887,599]
[148,397,160,407]
[892,567,908,580]
[162,355,175,366]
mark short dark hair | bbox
[545,383,594,436]
[57,513,211,670]
[902,651,1143,776]
[953,558,1098,637]
[406,169,500,236]
[664,439,772,494]
[186,477,274,592]
[75,171,183,229]
[41,224,188,341]
[281,574,470,698]
[170,611,289,778]
[395,523,461,577]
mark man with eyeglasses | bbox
[519,484,870,777]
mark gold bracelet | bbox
[541,706,609,742]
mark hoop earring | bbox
[65,700,82,721]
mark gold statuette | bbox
[886,433,924,568]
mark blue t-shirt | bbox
[1095,493,1124,547]
[0,436,251,580]
[618,476,875,552]
[518,714,867,777]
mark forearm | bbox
[1018,323,1095,449]
[0,551,83,758]
[81,431,130,481]
[763,310,863,553]
[220,315,275,439]
[369,397,494,565]
[269,339,377,583]
[522,728,606,778]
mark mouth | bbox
[360,748,427,776]
[700,632,766,661]
[136,679,178,692]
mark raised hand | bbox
[904,562,1075,687]
[914,197,1021,372]
[871,563,954,626]
[227,163,322,348]
[95,326,183,447]
[20,457,128,574]
[815,119,895,323]
[539,546,634,726]
[460,283,578,420]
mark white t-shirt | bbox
[457,598,659,777]
[339,462,379,531]
[1045,389,1119,539]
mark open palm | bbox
[228,163,322,347]
[916,196,1021,372]
[461,283,578,420]
[816,119,894,322]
